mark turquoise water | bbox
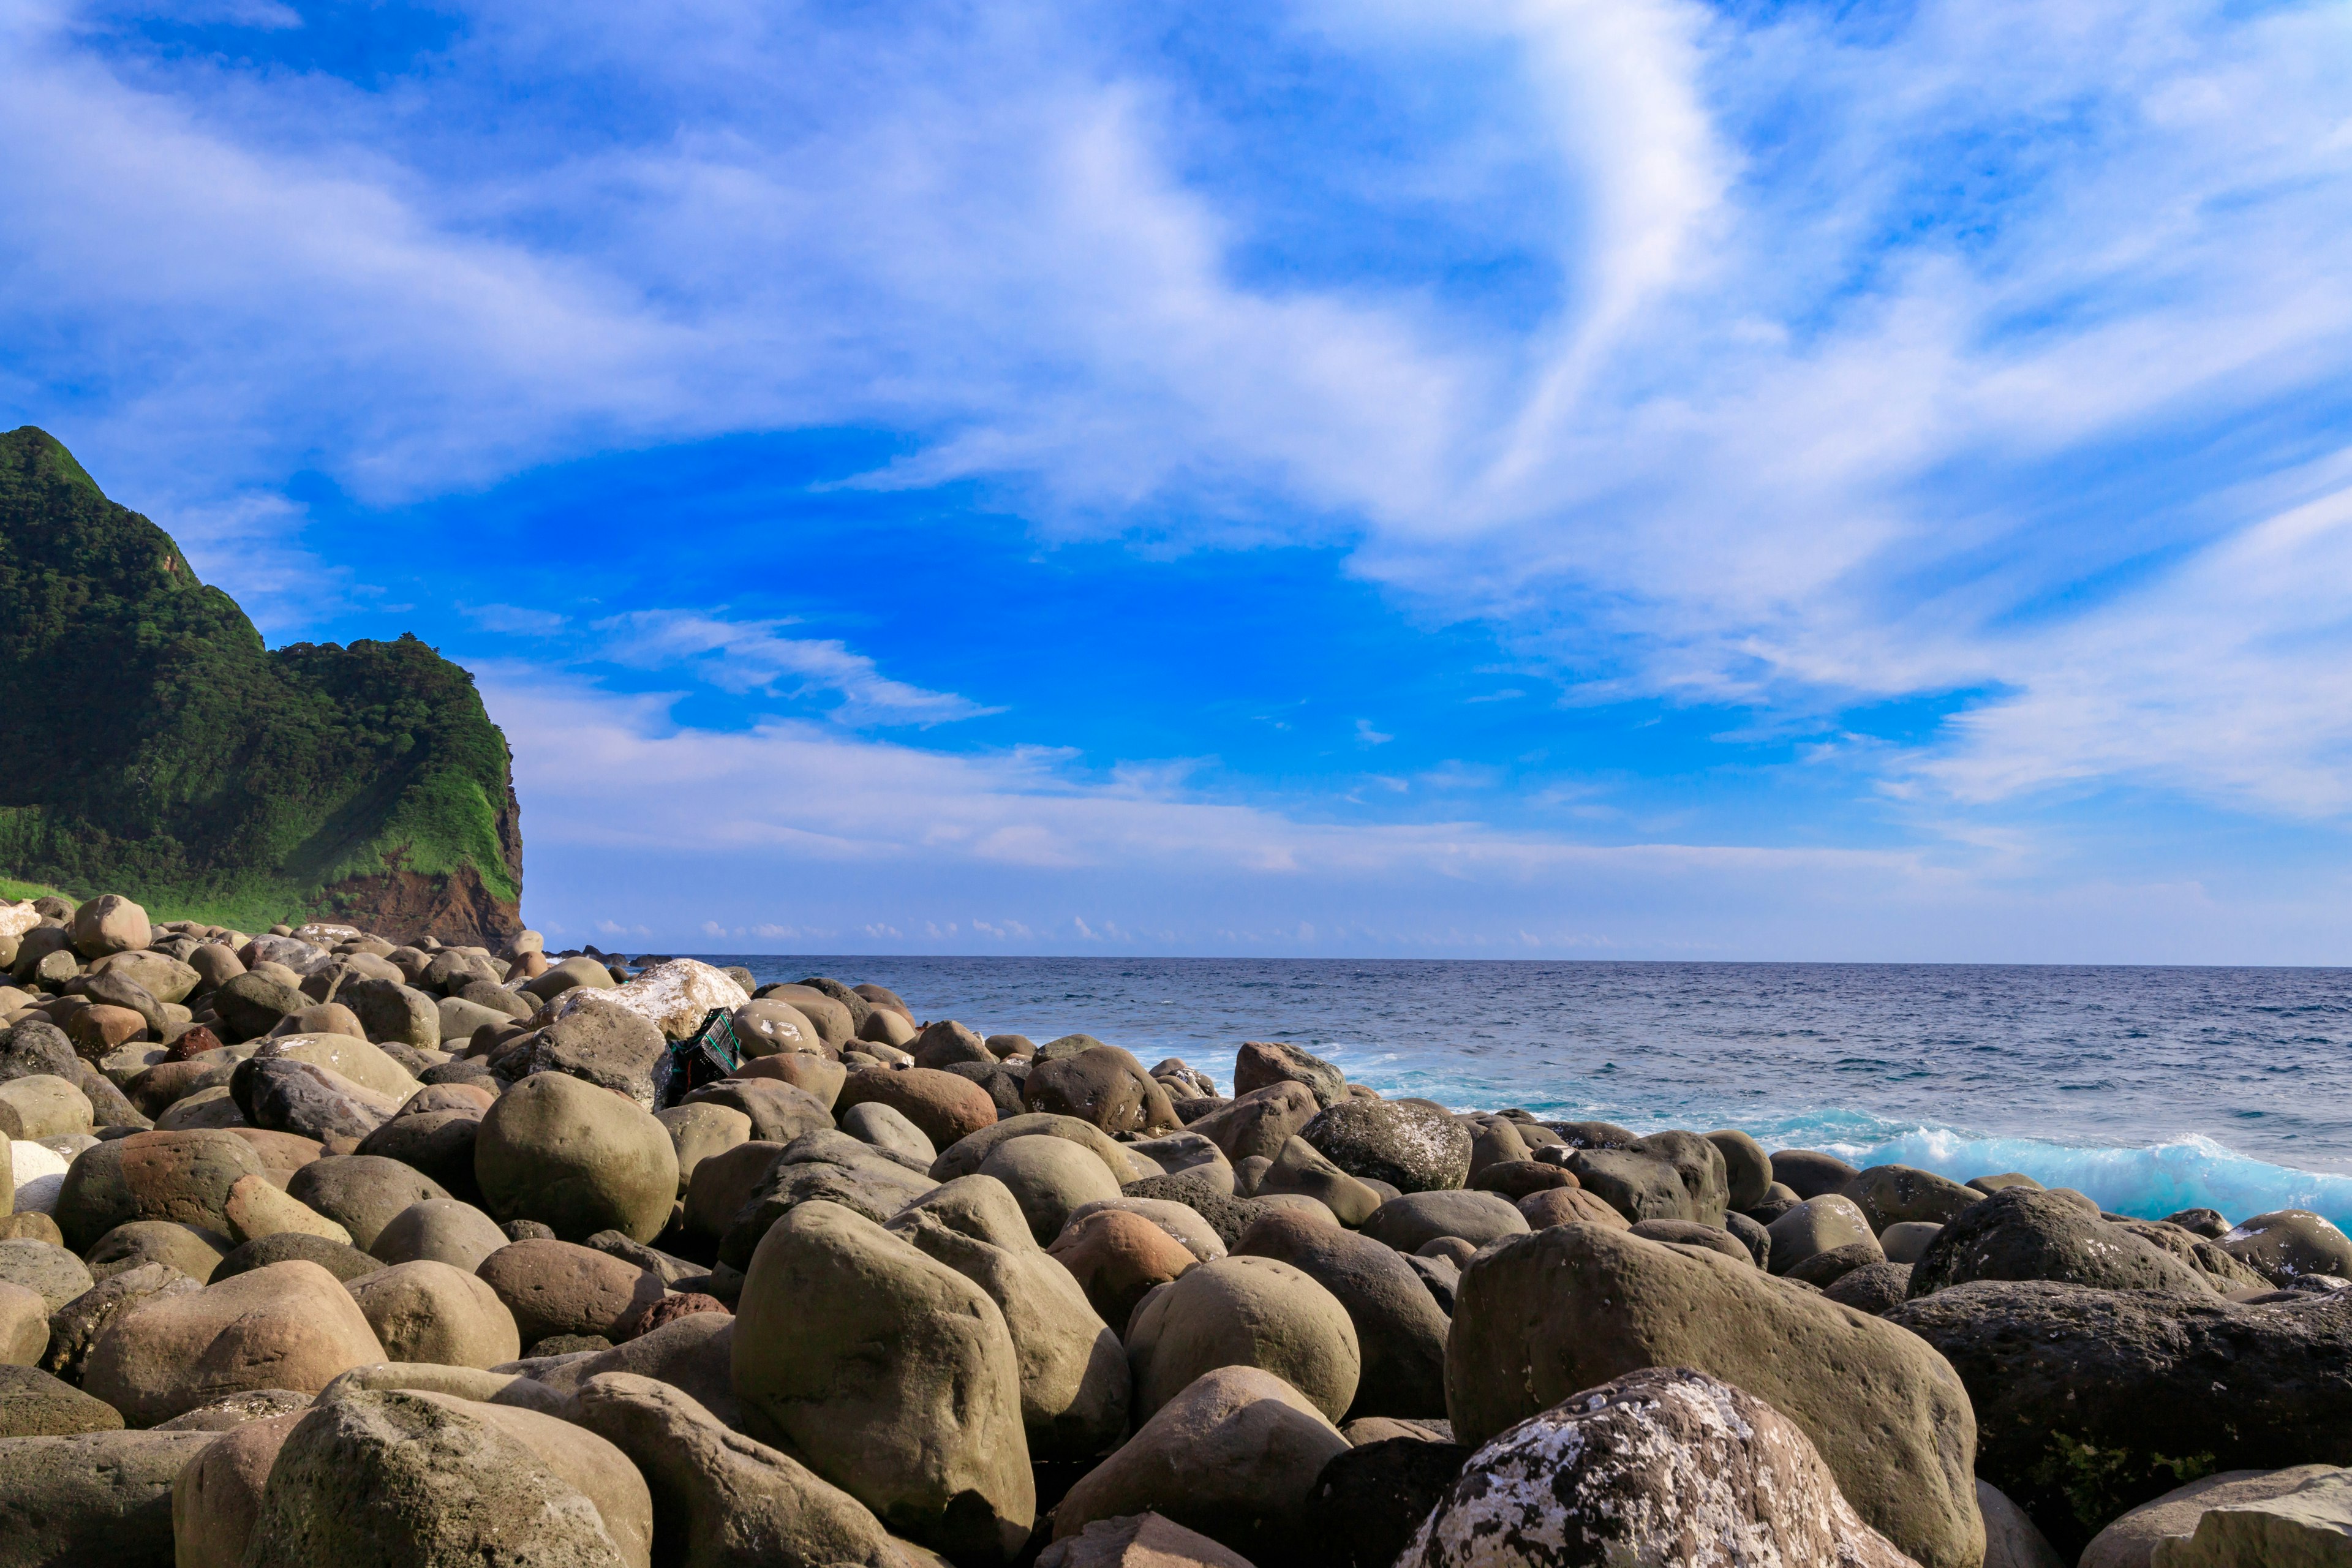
[698,957,2352,1228]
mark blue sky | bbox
[6,0,2352,960]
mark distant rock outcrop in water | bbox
[0,426,522,945]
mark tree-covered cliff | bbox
[0,426,522,941]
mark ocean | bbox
[700,956,2352,1229]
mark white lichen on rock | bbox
[1400,1366,1920,1568]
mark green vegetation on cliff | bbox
[0,426,523,940]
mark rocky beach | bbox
[1,892,2350,1567]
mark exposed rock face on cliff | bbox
[0,426,521,944]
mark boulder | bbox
[504,1310,739,1427]
[1825,1260,1915,1314]
[2109,1219,2268,1292]
[37,1261,200,1383]
[1467,1118,1530,1182]
[168,1409,306,1568]
[2222,1208,2352,1284]
[1517,1186,1630,1231]
[1844,1164,1984,1232]
[1882,1219,1942,1264]
[211,974,308,1043]
[83,1259,388,1425]
[245,1031,420,1099]
[730,1052,847,1107]
[353,1107,483,1199]
[0,1074,92,1140]
[1053,1366,1348,1562]
[1889,1281,2352,1555]
[1765,1193,1877,1275]
[339,977,444,1051]
[1784,1237,1887,1287]
[1066,1197,1226,1263]
[731,1200,1033,1562]
[347,1259,523,1368]
[85,1217,225,1283]
[840,1100,936,1164]
[230,1056,402,1143]
[0,1278,45,1364]
[1233,1042,1346,1109]
[219,1172,350,1246]
[1978,1479,2066,1568]
[1629,1218,1751,1264]
[1126,1131,1231,1192]
[1302,1437,1471,1568]
[1301,1099,1471,1194]
[714,1134,940,1270]
[285,1155,449,1250]
[89,951,198,1006]
[1564,1133,1729,1226]
[240,1388,652,1567]
[53,1128,266,1253]
[369,1197,510,1272]
[213,1231,381,1283]
[885,1175,1130,1460]
[491,1004,671,1109]
[658,1102,754,1194]
[1256,1136,1382,1225]
[1399,1366,1916,1568]
[1185,1082,1322,1164]
[1449,1222,1981,1568]
[0,1237,91,1311]
[680,1077,834,1145]
[2079,1466,2341,1568]
[933,1112,1150,1185]
[476,1239,666,1344]
[564,1371,903,1568]
[837,1067,999,1150]
[1127,1254,1361,1425]
[910,1019,993,1070]
[980,1133,1126,1246]
[1234,1208,1449,1420]
[476,1069,680,1243]
[753,986,854,1047]
[70,895,150,960]
[543,960,748,1042]
[1706,1129,1774,1210]
[0,1429,213,1566]
[1360,1190,1530,1256]
[732,998,824,1058]
[1907,1186,2217,1298]
[1050,1208,1202,1332]
[0,1362,121,1434]
[1769,1148,1860,1199]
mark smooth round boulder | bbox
[1765,1193,1877,1275]
[1907,1186,2218,1298]
[53,1129,268,1254]
[477,1238,668,1345]
[1126,1254,1362,1425]
[352,1109,481,1199]
[731,998,824,1058]
[679,1077,834,1145]
[1360,1189,1531,1255]
[1706,1129,1774,1210]
[1234,1208,1450,1420]
[1845,1164,1984,1232]
[1048,1207,1201,1332]
[285,1155,448,1251]
[83,1259,388,1426]
[72,895,151,960]
[1300,1099,1471,1193]
[842,1101,937,1164]
[834,1067,999,1152]
[213,1231,381,1283]
[0,1237,92,1311]
[0,1074,93,1140]
[1630,1218,1754,1264]
[655,1102,753,1195]
[979,1134,1124,1246]
[732,1199,1034,1563]
[0,1428,214,1566]
[86,1219,227,1283]
[729,1052,847,1108]
[1768,1148,1860,1200]
[368,1197,510,1272]
[475,1071,680,1244]
[0,1362,123,1435]
[346,1259,523,1368]
[239,1389,653,1568]
[1518,1186,1631,1230]
[2222,1209,2352,1284]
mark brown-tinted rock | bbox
[1127,1254,1360,1424]
[475,1069,679,1244]
[285,1154,448,1250]
[1183,1082,1321,1164]
[1050,1208,1200,1332]
[1038,1512,1258,1568]
[347,1259,522,1368]
[1517,1186,1629,1230]
[53,1128,266,1253]
[0,1428,213,1566]
[83,1259,388,1426]
[836,1066,998,1150]
[476,1238,666,1345]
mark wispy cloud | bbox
[597,610,999,726]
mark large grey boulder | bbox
[1449,1221,1981,1568]
[286,1155,448,1251]
[2221,1208,2352,1284]
[241,1388,652,1567]
[2079,1466,2342,1568]
[884,1175,1129,1460]
[1051,1365,1348,1563]
[475,1070,679,1244]
[1300,1099,1471,1194]
[565,1372,903,1568]
[731,1200,1034,1562]
[1907,1186,2217,1298]
[53,1129,268,1253]
[1564,1131,1729,1226]
[1233,1042,1346,1109]
[1234,1208,1449,1420]
[490,1005,669,1109]
[1400,1367,1916,1568]
[339,978,445,1052]
[1844,1164,1983,1231]
[0,1429,213,1567]
[83,1259,387,1426]
[1021,1045,1179,1135]
[1765,1193,1878,1276]
[1185,1082,1321,1164]
[1890,1281,2352,1557]
[1126,1254,1361,1425]
[714,1133,937,1271]
[1359,1190,1529,1255]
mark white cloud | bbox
[5,0,2352,827]
[597,611,997,725]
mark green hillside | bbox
[0,426,523,941]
